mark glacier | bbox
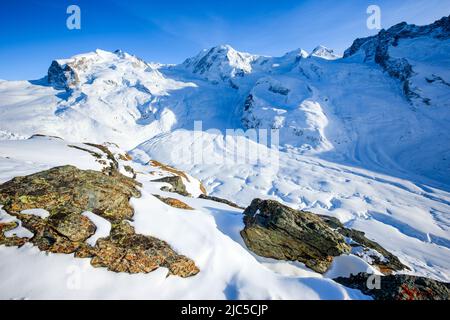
[0,16,449,299]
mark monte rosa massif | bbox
[0,16,449,299]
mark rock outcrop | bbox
[47,60,79,90]
[344,15,450,103]
[241,199,407,274]
[85,221,198,276]
[153,194,194,210]
[0,165,139,222]
[241,199,351,273]
[0,221,28,247]
[0,165,199,277]
[198,194,243,209]
[153,176,191,197]
[334,272,449,300]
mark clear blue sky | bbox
[1,0,449,80]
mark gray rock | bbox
[47,60,79,90]
[240,198,351,273]
[241,199,408,275]
[334,272,450,300]
[153,176,191,197]
[198,194,244,209]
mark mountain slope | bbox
[0,16,449,298]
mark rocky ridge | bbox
[0,146,199,277]
[344,15,450,103]
[334,272,449,300]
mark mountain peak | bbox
[283,48,309,59]
[310,45,341,60]
[181,44,258,82]
[344,15,450,60]
[47,49,155,90]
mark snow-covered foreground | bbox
[0,135,448,299]
[135,129,450,282]
[0,136,371,299]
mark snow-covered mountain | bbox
[310,45,341,60]
[180,44,258,83]
[0,16,449,299]
[1,17,448,184]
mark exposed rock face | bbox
[149,160,190,181]
[334,272,450,300]
[344,15,450,102]
[153,194,194,210]
[241,199,408,274]
[47,60,79,90]
[241,199,351,273]
[153,176,191,197]
[0,221,28,247]
[16,212,91,254]
[0,165,140,222]
[198,194,243,209]
[319,215,408,274]
[0,165,199,277]
[88,221,198,277]
[344,16,450,59]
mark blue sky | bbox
[1,0,449,80]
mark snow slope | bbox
[0,16,449,298]
[0,136,370,299]
[135,129,450,282]
[1,19,448,186]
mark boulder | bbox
[334,272,449,300]
[153,194,194,210]
[0,222,28,247]
[241,199,408,275]
[89,221,199,277]
[198,194,243,209]
[153,176,191,197]
[0,165,140,222]
[241,198,351,273]
[0,165,199,277]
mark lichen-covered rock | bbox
[149,160,190,180]
[153,176,191,197]
[90,221,199,277]
[0,165,141,222]
[0,222,29,247]
[16,212,90,254]
[334,272,450,300]
[0,165,199,278]
[153,195,193,210]
[240,199,351,273]
[49,212,96,242]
